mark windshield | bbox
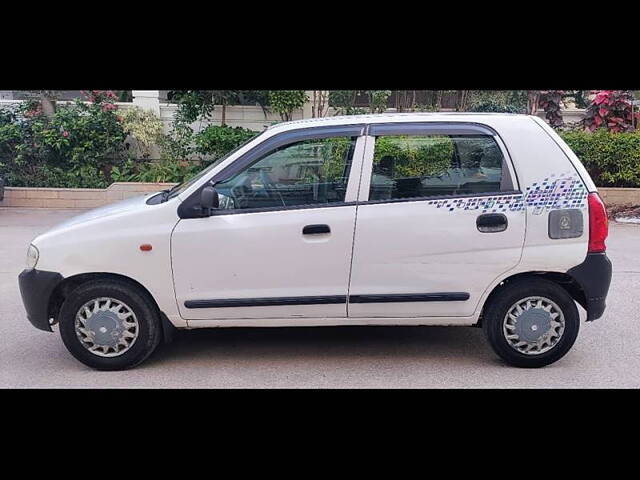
[165,130,265,200]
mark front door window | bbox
[215,137,357,211]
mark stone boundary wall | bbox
[0,182,178,208]
[598,187,640,207]
[1,184,638,209]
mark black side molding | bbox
[184,292,470,309]
[185,295,347,309]
[349,293,470,303]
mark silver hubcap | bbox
[75,297,139,357]
[503,296,565,355]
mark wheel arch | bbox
[476,271,587,327]
[48,272,175,342]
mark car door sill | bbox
[183,316,477,328]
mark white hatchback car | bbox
[19,113,612,370]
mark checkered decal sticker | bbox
[425,172,587,214]
[523,173,587,214]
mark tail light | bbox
[587,192,608,253]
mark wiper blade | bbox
[160,184,181,202]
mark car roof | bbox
[267,112,535,132]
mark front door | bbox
[348,123,526,318]
[172,132,365,320]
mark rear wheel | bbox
[482,278,580,368]
[58,280,162,370]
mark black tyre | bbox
[482,278,580,368]
[58,279,162,370]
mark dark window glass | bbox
[215,137,356,210]
[369,135,511,201]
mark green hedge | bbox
[194,125,257,159]
[560,130,640,188]
[3,100,640,190]
[0,101,259,187]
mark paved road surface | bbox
[1,207,638,388]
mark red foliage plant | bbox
[538,90,565,128]
[583,90,639,133]
[82,90,118,112]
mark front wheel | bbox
[58,279,162,370]
[482,278,580,368]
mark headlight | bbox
[26,244,39,270]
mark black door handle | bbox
[476,213,508,233]
[303,224,331,235]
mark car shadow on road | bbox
[143,325,501,368]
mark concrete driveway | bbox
[1,207,639,388]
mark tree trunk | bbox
[40,94,56,118]
[312,90,328,118]
[312,90,317,118]
[527,90,540,114]
[221,102,226,126]
[456,90,469,112]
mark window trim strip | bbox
[357,190,523,207]
[183,190,524,217]
[368,121,499,137]
[208,201,358,216]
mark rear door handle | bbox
[476,213,508,233]
[303,224,331,235]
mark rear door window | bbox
[368,134,514,201]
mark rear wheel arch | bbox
[476,271,587,327]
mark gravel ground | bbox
[1,207,639,388]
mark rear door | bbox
[348,122,526,318]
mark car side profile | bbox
[18,113,612,370]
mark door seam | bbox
[346,134,370,317]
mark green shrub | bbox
[268,91,308,121]
[112,157,201,184]
[111,124,257,185]
[0,95,125,188]
[374,136,454,177]
[120,107,164,159]
[468,100,523,113]
[194,125,257,161]
[468,91,528,113]
[560,130,640,187]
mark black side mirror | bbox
[200,185,219,215]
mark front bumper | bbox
[18,269,64,332]
[567,253,612,321]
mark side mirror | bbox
[200,185,219,215]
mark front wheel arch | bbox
[48,272,175,342]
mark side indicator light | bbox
[140,244,153,252]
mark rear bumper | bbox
[18,269,64,332]
[567,253,612,321]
